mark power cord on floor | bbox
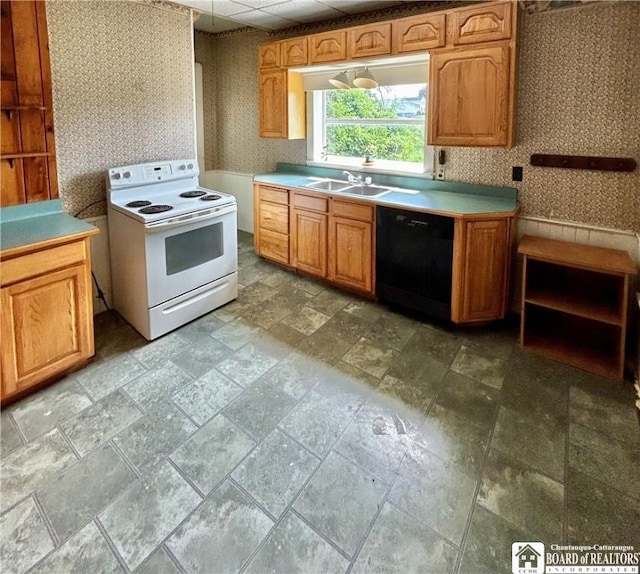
[91,271,110,312]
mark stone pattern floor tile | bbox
[31,521,121,574]
[2,232,638,574]
[1,429,77,513]
[60,391,142,455]
[170,415,255,495]
[294,452,387,556]
[223,381,296,440]
[232,429,320,518]
[0,497,54,574]
[246,511,349,574]
[352,502,457,574]
[8,379,92,441]
[38,444,136,541]
[166,481,273,574]
[99,461,201,571]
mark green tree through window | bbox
[323,85,425,166]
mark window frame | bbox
[306,89,435,176]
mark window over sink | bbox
[308,82,434,175]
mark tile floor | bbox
[1,231,639,574]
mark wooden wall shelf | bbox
[519,235,636,380]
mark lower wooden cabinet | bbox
[1,233,97,401]
[328,200,374,293]
[254,182,516,320]
[291,208,327,277]
[452,217,512,323]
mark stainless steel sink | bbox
[304,179,351,192]
[341,185,391,198]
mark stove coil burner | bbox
[180,191,207,198]
[126,200,152,208]
[200,194,222,201]
[139,204,174,214]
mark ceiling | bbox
[175,0,416,34]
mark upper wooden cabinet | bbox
[309,31,347,64]
[1,0,58,206]
[258,42,281,68]
[392,13,446,54]
[282,37,308,67]
[258,70,305,139]
[449,1,514,46]
[428,45,512,147]
[347,23,392,59]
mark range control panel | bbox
[107,159,199,189]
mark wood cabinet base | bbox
[1,233,98,402]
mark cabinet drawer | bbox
[258,229,289,265]
[258,185,288,205]
[259,201,288,234]
[331,199,374,222]
[293,193,328,213]
[2,239,87,286]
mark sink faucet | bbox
[343,171,372,186]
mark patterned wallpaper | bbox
[46,0,196,218]
[202,1,639,232]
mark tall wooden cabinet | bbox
[1,0,58,206]
[258,70,305,139]
[1,231,98,402]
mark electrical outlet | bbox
[436,167,445,180]
[512,166,523,182]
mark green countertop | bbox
[1,200,99,254]
[255,164,519,216]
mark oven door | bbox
[144,204,237,307]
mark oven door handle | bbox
[144,204,236,233]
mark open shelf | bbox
[518,235,636,380]
[522,305,621,379]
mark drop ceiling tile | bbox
[235,0,294,8]
[177,0,251,16]
[231,10,299,29]
[194,14,247,33]
[262,0,343,22]
[318,0,403,14]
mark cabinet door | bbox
[309,31,347,64]
[392,13,446,54]
[428,45,511,147]
[454,219,509,323]
[259,42,281,68]
[259,70,287,138]
[292,209,327,278]
[282,37,308,67]
[1,263,93,397]
[347,23,391,59]
[450,1,513,46]
[328,216,373,293]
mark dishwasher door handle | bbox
[408,220,429,227]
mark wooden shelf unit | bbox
[518,235,636,380]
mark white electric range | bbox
[106,159,238,340]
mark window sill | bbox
[306,158,434,179]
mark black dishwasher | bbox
[376,206,454,321]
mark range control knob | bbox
[187,163,194,170]
[112,172,121,180]
[123,171,131,179]
[179,164,186,170]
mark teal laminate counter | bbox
[1,200,99,256]
[254,163,519,217]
